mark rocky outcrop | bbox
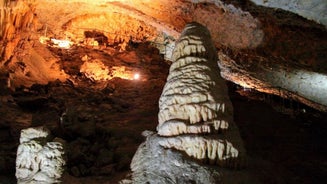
[190,0,264,49]
[130,132,222,184]
[16,126,66,184]
[1,1,67,88]
[0,0,36,64]
[218,51,327,112]
[129,22,246,183]
[62,13,158,46]
[250,0,327,28]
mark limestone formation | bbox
[158,136,241,167]
[16,127,66,184]
[129,22,246,183]
[130,133,222,184]
[0,0,36,63]
[157,23,232,137]
[250,0,327,27]
[156,22,245,166]
[218,51,327,112]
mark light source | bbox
[133,73,140,80]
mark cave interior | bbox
[0,0,327,183]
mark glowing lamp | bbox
[133,73,140,80]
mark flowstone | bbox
[16,126,66,184]
[129,22,248,183]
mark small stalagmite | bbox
[15,126,66,184]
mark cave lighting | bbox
[39,36,73,49]
[110,66,138,80]
[51,38,73,49]
[133,73,140,80]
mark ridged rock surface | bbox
[0,0,35,63]
[16,126,66,184]
[157,22,245,167]
[129,22,247,183]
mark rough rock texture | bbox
[6,40,68,88]
[0,0,36,63]
[131,132,227,184]
[0,1,68,88]
[16,126,65,184]
[250,0,327,27]
[158,136,242,167]
[158,22,232,137]
[130,22,246,183]
[218,51,327,112]
[2,0,325,112]
[190,0,264,49]
[80,59,111,81]
[63,13,158,45]
[157,22,245,166]
[129,132,254,184]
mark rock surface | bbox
[0,0,36,63]
[0,0,326,183]
[16,126,66,184]
[130,132,252,184]
[218,51,327,112]
[1,0,326,111]
[250,0,327,27]
[130,22,246,183]
[0,34,325,184]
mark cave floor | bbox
[0,43,326,184]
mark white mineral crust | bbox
[16,127,65,184]
[156,22,245,168]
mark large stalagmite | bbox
[129,22,247,184]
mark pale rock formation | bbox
[190,0,327,28]
[80,59,111,81]
[157,21,245,167]
[250,0,327,27]
[158,136,241,167]
[218,51,327,112]
[16,126,66,184]
[130,133,222,184]
[129,22,246,183]
[190,0,264,49]
[130,132,252,184]
[19,126,50,142]
[158,22,232,136]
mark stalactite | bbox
[0,0,35,64]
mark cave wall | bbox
[250,0,327,27]
[0,0,36,64]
